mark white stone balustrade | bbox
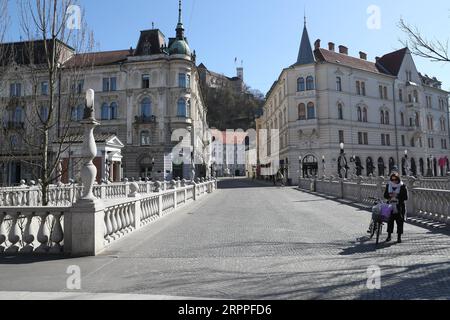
[0,207,67,254]
[299,176,450,226]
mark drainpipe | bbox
[392,80,400,166]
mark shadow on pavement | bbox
[0,255,71,265]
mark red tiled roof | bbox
[64,49,130,68]
[314,48,384,74]
[377,48,408,76]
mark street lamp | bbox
[322,155,326,177]
[299,156,302,179]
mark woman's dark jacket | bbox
[384,184,408,215]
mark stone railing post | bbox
[193,182,197,201]
[405,176,416,217]
[377,176,385,199]
[28,181,39,206]
[356,176,363,203]
[69,89,106,257]
[339,178,344,199]
[124,178,130,196]
[128,182,142,230]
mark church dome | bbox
[169,39,191,56]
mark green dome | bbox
[169,39,191,56]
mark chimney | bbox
[314,39,321,50]
[328,42,335,52]
[359,51,367,60]
[339,45,348,55]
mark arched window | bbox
[39,106,49,122]
[363,108,368,122]
[366,157,374,176]
[306,76,315,90]
[338,104,343,120]
[413,90,419,103]
[140,131,151,146]
[357,107,362,122]
[400,112,405,126]
[101,103,110,120]
[110,102,118,120]
[298,103,306,120]
[380,110,385,124]
[385,111,390,125]
[415,112,420,127]
[141,97,152,117]
[307,102,315,119]
[297,77,305,92]
[177,98,187,117]
[419,158,425,176]
[378,157,385,177]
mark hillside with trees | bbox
[203,85,264,131]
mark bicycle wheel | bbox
[369,220,376,239]
[376,223,382,245]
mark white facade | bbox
[259,26,450,185]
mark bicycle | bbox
[367,197,394,245]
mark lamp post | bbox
[338,143,348,179]
[404,150,410,177]
[299,156,303,179]
[322,155,326,177]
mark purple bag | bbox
[380,204,393,222]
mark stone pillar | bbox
[69,89,106,257]
[405,176,416,218]
[356,176,363,203]
[128,182,142,230]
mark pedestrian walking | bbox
[384,173,408,243]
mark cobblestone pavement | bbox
[1,178,450,300]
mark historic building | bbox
[210,129,247,177]
[0,0,211,185]
[259,20,450,185]
[197,63,245,94]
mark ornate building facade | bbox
[0,1,210,185]
[259,21,450,185]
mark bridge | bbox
[1,178,450,300]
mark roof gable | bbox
[377,48,408,76]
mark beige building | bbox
[0,1,211,185]
[259,21,450,185]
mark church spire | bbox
[176,0,184,39]
[296,18,315,65]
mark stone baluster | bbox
[35,212,50,253]
[6,212,22,253]
[50,212,64,253]
[405,176,416,218]
[104,210,113,243]
[21,211,37,253]
[0,213,8,253]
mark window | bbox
[101,103,110,120]
[13,107,23,123]
[356,81,361,95]
[338,104,343,120]
[179,73,187,88]
[358,132,363,145]
[306,76,315,90]
[141,131,151,146]
[39,106,49,122]
[142,74,150,88]
[10,83,22,97]
[186,74,191,88]
[400,112,405,126]
[297,77,305,92]
[110,102,118,120]
[72,105,84,121]
[380,111,385,124]
[381,134,386,146]
[401,135,406,147]
[307,102,315,119]
[413,90,419,103]
[361,82,366,96]
[386,134,391,146]
[177,98,187,117]
[358,132,368,145]
[141,98,152,117]
[103,77,117,92]
[339,130,345,144]
[379,85,383,99]
[77,80,84,94]
[298,103,306,120]
[385,111,390,125]
[363,108,368,122]
[357,107,362,122]
[399,89,403,102]
[41,81,49,96]
[384,86,388,100]
[364,133,368,145]
[336,77,342,92]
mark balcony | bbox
[405,101,420,109]
[135,115,157,125]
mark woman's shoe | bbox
[397,236,402,243]
[386,236,392,243]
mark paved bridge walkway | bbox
[1,178,450,300]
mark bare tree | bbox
[399,18,449,63]
[1,0,95,204]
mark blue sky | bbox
[5,0,450,94]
